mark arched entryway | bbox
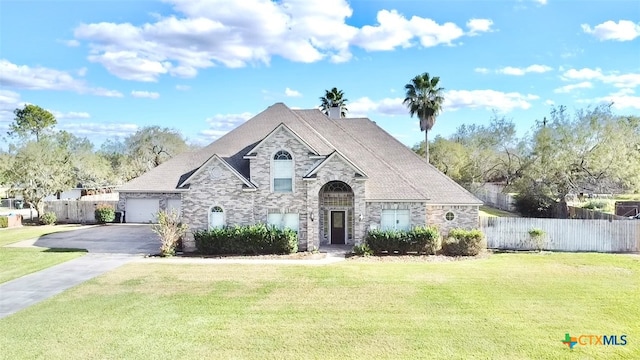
[319,181,354,245]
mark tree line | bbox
[0,104,192,216]
[420,105,640,217]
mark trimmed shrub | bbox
[39,212,57,225]
[194,224,298,255]
[528,228,546,251]
[0,216,7,228]
[94,203,116,224]
[152,210,188,257]
[352,243,373,256]
[365,226,440,255]
[442,228,485,256]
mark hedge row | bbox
[365,226,441,254]
[0,216,7,228]
[194,224,298,255]
[364,227,486,256]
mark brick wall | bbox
[365,202,427,239]
[426,205,479,235]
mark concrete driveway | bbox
[32,224,160,254]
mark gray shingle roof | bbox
[119,103,481,205]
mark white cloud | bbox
[0,59,123,97]
[467,19,493,34]
[554,81,593,93]
[582,20,640,41]
[561,68,640,88]
[445,90,539,112]
[58,122,139,138]
[284,87,302,97]
[534,0,548,5]
[52,111,91,119]
[73,1,491,81]
[201,112,253,140]
[0,89,24,123]
[596,89,640,110]
[65,39,80,47]
[545,99,555,106]
[175,85,190,91]
[474,67,490,74]
[497,64,552,75]
[349,90,538,117]
[349,96,405,117]
[131,90,160,99]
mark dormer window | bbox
[273,150,293,192]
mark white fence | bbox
[479,217,640,253]
[471,188,516,212]
[44,200,119,224]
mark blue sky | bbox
[1,0,639,148]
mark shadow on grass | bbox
[42,248,88,253]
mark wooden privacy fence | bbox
[471,188,516,212]
[568,206,628,220]
[479,217,640,253]
[44,200,118,224]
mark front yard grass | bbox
[0,253,638,359]
[0,247,86,283]
[0,224,82,246]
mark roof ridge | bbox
[361,120,482,202]
[329,118,431,199]
[290,108,337,154]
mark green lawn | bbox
[479,205,519,217]
[0,225,87,283]
[0,247,85,283]
[0,253,638,359]
[0,224,82,246]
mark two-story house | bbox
[117,103,482,252]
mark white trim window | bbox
[381,209,410,231]
[209,206,225,229]
[273,150,293,192]
[267,213,299,232]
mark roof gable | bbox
[304,151,368,179]
[179,154,256,189]
[244,123,320,158]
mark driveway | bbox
[31,224,159,254]
[1,225,159,319]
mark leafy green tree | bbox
[124,126,190,178]
[319,87,348,117]
[419,136,472,183]
[5,137,74,216]
[8,104,57,141]
[404,72,445,163]
[512,104,640,217]
[57,131,114,188]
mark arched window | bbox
[209,206,224,229]
[273,150,293,192]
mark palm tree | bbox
[319,87,348,117]
[403,73,445,164]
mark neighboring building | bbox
[118,103,482,251]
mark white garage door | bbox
[167,199,182,218]
[126,199,160,223]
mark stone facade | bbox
[365,201,427,235]
[180,158,254,251]
[304,155,366,249]
[426,205,480,235]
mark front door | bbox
[330,211,345,244]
